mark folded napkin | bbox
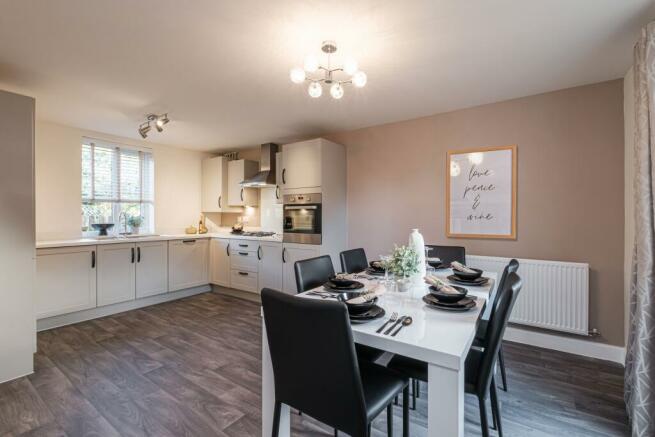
[451,261,477,274]
[426,257,442,263]
[424,275,460,294]
[347,285,381,304]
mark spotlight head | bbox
[138,123,151,139]
[156,114,169,128]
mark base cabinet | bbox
[282,244,321,294]
[169,239,209,291]
[135,241,168,298]
[210,238,230,287]
[36,246,97,318]
[258,242,283,292]
[97,243,136,306]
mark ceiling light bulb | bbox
[330,83,344,99]
[308,82,322,98]
[352,71,367,88]
[290,68,306,84]
[343,58,358,76]
[304,54,319,73]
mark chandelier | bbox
[289,41,367,99]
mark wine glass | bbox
[380,254,393,286]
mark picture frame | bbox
[446,145,517,239]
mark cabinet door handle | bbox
[91,250,96,268]
[238,243,248,248]
[240,188,244,201]
[275,185,280,199]
[182,239,196,244]
[218,195,222,208]
[226,243,230,256]
[282,247,287,263]
[238,271,249,276]
[137,247,141,263]
[131,247,135,263]
[257,246,262,260]
[239,252,248,256]
[282,168,286,184]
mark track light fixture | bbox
[138,113,169,139]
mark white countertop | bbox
[36,229,282,248]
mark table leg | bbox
[428,362,464,437]
[262,321,290,437]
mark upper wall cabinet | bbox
[202,156,242,213]
[281,139,322,191]
[227,159,259,207]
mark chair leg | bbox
[416,380,420,398]
[490,379,503,437]
[402,385,409,437]
[499,346,508,392]
[334,429,338,437]
[367,423,372,437]
[272,401,281,437]
[478,396,490,437]
[387,403,393,437]
[394,395,398,406]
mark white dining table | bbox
[261,270,497,437]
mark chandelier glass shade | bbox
[290,41,366,99]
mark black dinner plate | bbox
[324,280,365,291]
[349,305,385,323]
[422,294,477,311]
[365,268,385,276]
[446,275,489,286]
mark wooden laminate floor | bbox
[0,292,629,436]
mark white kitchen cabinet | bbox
[210,238,230,287]
[168,239,209,291]
[97,243,136,306]
[201,156,241,213]
[35,246,97,318]
[135,241,168,298]
[282,139,322,191]
[281,243,321,294]
[258,242,283,292]
[275,152,283,204]
[227,159,259,206]
[230,270,258,293]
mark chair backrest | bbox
[340,248,368,274]
[425,245,466,264]
[261,288,367,436]
[294,255,335,293]
[475,272,522,396]
[485,259,519,318]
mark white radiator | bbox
[467,255,590,336]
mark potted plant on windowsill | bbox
[128,215,144,235]
[390,245,420,292]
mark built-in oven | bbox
[283,193,322,244]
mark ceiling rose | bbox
[290,40,367,99]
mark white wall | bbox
[624,67,635,347]
[35,121,211,240]
[0,90,35,382]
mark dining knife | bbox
[384,315,406,335]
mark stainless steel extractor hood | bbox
[240,143,279,187]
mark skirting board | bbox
[504,326,626,365]
[37,285,212,331]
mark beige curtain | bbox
[626,21,655,437]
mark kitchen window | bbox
[81,138,155,235]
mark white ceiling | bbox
[0,0,652,151]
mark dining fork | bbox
[376,312,398,333]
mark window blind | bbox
[82,140,154,203]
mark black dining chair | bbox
[295,256,385,364]
[473,259,519,392]
[340,248,369,274]
[261,288,410,437]
[424,245,466,265]
[386,273,523,437]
